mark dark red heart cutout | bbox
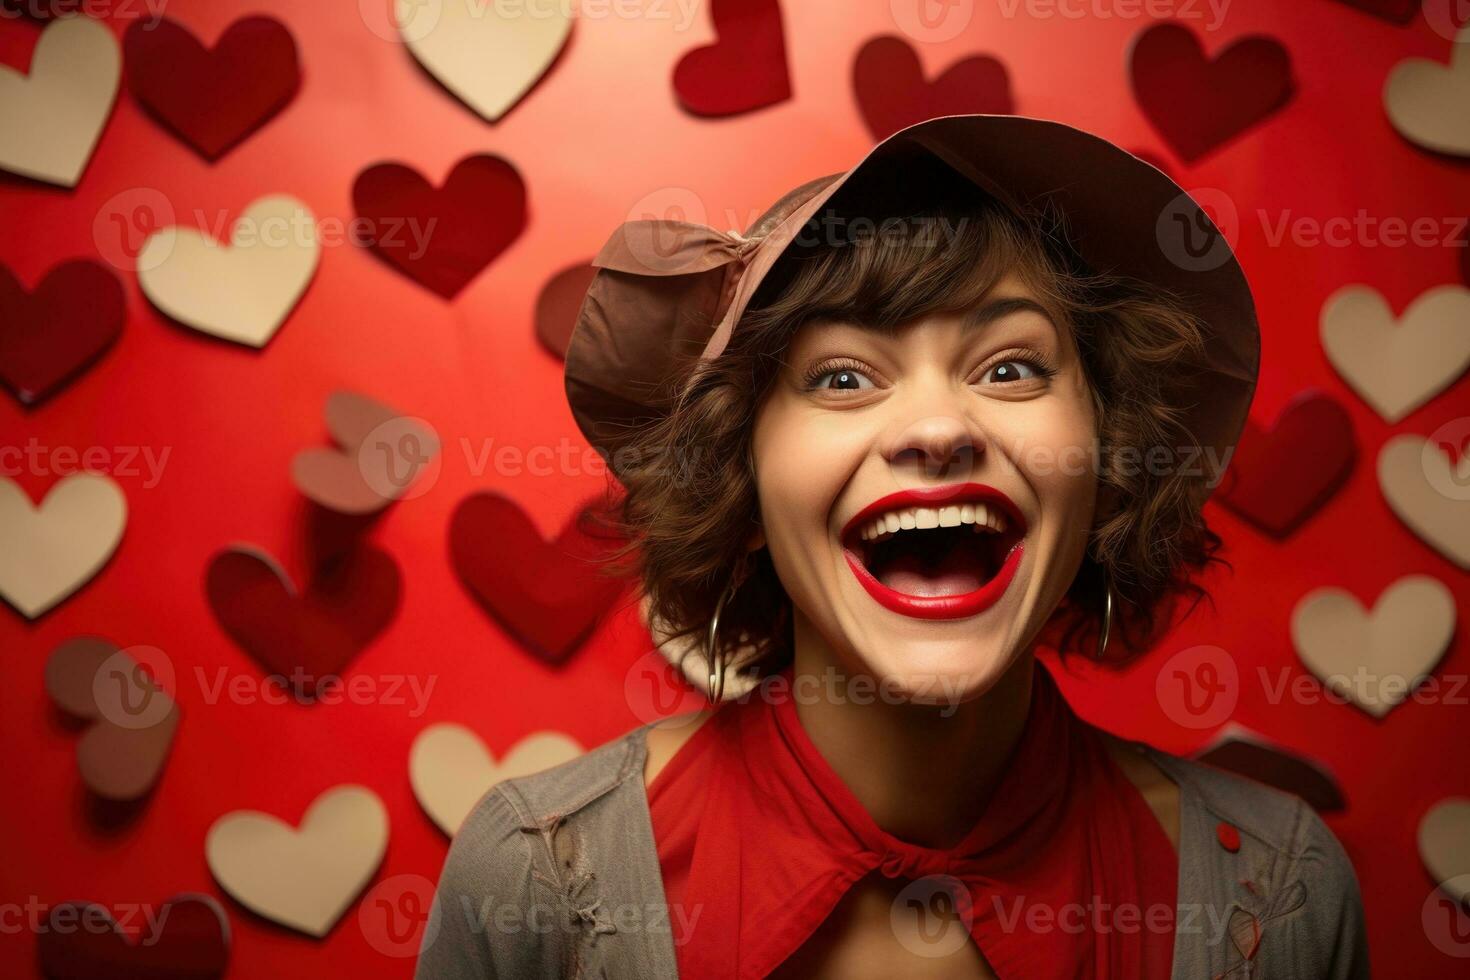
[38,893,229,979]
[353,155,527,300]
[0,260,124,407]
[1195,734,1345,812]
[1331,0,1419,22]
[674,0,791,116]
[1460,238,1469,287]
[535,262,597,359]
[853,35,1013,143]
[1217,391,1356,538]
[205,544,400,697]
[125,16,300,161]
[1129,23,1294,163]
[450,493,626,665]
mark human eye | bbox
[975,351,1057,386]
[800,358,879,392]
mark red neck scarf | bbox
[647,660,1177,978]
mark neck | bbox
[786,612,1036,850]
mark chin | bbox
[847,633,1023,709]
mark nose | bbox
[880,411,985,480]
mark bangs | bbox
[734,187,1086,364]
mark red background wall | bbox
[2,0,1468,976]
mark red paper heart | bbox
[125,16,299,161]
[353,155,527,300]
[1129,23,1294,163]
[535,262,597,359]
[44,637,180,801]
[0,260,124,407]
[1218,391,1356,538]
[205,544,400,696]
[853,35,1013,143]
[1332,0,1419,22]
[1459,239,1469,287]
[37,893,229,979]
[674,0,791,116]
[450,493,626,664]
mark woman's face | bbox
[749,272,1098,704]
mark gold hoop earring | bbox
[1095,579,1115,661]
[705,577,738,703]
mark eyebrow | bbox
[805,295,1060,340]
[959,296,1057,332]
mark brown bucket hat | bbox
[564,113,1259,488]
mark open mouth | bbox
[839,484,1026,620]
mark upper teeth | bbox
[856,503,1008,542]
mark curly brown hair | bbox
[590,180,1225,684]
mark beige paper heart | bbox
[138,195,320,348]
[1378,435,1470,568]
[0,473,126,619]
[398,0,571,122]
[1420,799,1470,905]
[0,17,120,187]
[409,724,581,836]
[1385,25,1470,157]
[1320,285,1470,423]
[642,592,762,702]
[206,785,387,937]
[1291,575,1455,718]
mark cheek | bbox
[750,398,866,570]
[998,393,1099,534]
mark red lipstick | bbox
[839,483,1025,620]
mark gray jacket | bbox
[415,718,1371,979]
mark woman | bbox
[416,114,1369,979]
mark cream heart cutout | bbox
[642,591,762,703]
[138,195,320,348]
[1320,285,1470,423]
[206,785,387,937]
[0,473,126,619]
[1378,435,1470,568]
[398,0,571,122]
[1385,25,1470,157]
[410,724,582,836]
[0,17,120,187]
[1291,575,1455,718]
[1420,799,1470,905]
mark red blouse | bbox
[646,660,1178,978]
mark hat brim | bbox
[565,113,1259,486]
